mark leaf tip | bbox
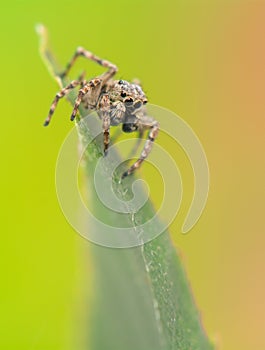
[35,23,46,36]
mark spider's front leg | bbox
[43,79,85,126]
[70,78,102,121]
[98,94,111,155]
[122,118,159,179]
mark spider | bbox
[43,47,159,178]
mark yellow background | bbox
[1,1,265,349]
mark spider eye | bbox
[134,101,142,109]
[121,92,127,97]
[143,99,148,105]
[118,80,124,84]
[125,97,133,105]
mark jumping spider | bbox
[44,47,159,178]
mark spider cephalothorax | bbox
[110,79,148,108]
[43,47,159,178]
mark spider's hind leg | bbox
[60,47,117,85]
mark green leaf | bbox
[37,24,214,350]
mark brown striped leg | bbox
[60,47,117,84]
[70,78,102,121]
[98,95,111,154]
[70,87,87,121]
[122,121,159,179]
[43,80,84,126]
[103,119,110,155]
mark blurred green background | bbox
[1,0,265,349]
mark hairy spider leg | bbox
[99,95,111,154]
[44,79,85,126]
[60,47,117,85]
[60,48,118,122]
[122,121,159,178]
[70,78,103,121]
